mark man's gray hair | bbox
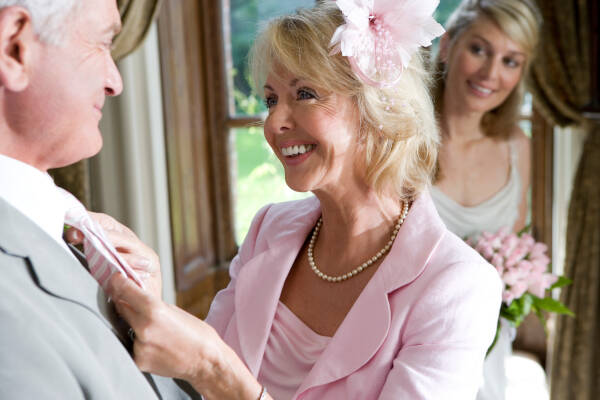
[0,0,80,45]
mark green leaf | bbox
[485,320,502,357]
[516,224,532,236]
[550,276,573,289]
[521,294,533,315]
[533,297,575,316]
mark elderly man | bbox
[0,1,198,398]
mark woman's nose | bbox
[267,103,295,134]
[480,58,500,81]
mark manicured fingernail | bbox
[135,258,151,268]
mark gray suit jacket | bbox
[0,198,200,399]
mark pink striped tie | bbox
[59,188,144,291]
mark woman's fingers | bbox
[83,213,162,298]
[64,226,84,244]
[107,273,154,328]
[89,211,134,236]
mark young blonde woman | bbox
[430,0,542,399]
[95,2,501,399]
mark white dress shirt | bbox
[0,154,71,252]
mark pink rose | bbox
[503,290,516,305]
[530,255,550,273]
[530,242,548,258]
[505,244,529,267]
[476,241,495,260]
[516,259,533,272]
[505,281,528,304]
[527,272,558,298]
[491,253,504,269]
[502,267,525,286]
[500,234,519,258]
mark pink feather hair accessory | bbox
[329,0,445,88]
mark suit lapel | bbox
[0,198,122,339]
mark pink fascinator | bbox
[329,0,445,88]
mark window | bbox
[229,0,315,242]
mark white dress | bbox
[431,142,548,400]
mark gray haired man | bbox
[0,1,198,398]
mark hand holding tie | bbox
[62,196,162,300]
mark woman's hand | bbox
[65,212,162,299]
[106,274,265,400]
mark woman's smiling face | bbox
[443,17,526,114]
[262,67,362,194]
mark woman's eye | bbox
[297,88,317,100]
[503,57,521,68]
[264,96,277,109]
[469,44,485,56]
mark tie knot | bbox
[58,187,90,229]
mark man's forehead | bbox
[75,0,121,36]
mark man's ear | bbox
[439,33,450,63]
[0,7,35,92]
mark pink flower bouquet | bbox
[467,227,573,353]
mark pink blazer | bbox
[206,192,502,399]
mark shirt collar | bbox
[0,154,68,247]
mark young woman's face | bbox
[443,17,526,114]
[262,67,362,194]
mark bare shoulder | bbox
[511,126,530,156]
[510,126,531,173]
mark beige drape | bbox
[550,127,600,399]
[529,1,599,399]
[50,0,163,204]
[529,1,591,126]
[112,0,162,61]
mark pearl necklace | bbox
[308,201,409,283]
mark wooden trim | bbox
[202,0,238,264]
[158,0,237,315]
[227,116,263,128]
[530,109,553,251]
[158,2,218,292]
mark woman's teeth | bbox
[281,144,315,157]
[470,82,492,94]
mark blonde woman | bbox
[101,2,501,399]
[430,0,542,399]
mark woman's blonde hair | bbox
[432,0,542,140]
[250,2,439,201]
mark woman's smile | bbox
[280,143,317,165]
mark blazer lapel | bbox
[295,191,447,395]
[234,199,322,376]
[0,198,116,333]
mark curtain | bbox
[51,0,163,204]
[529,1,591,126]
[529,1,599,399]
[550,126,600,399]
[112,0,163,61]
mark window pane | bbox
[233,127,310,243]
[519,119,532,138]
[230,0,315,116]
[436,0,464,25]
[521,92,533,117]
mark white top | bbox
[0,154,70,252]
[431,142,521,239]
[257,301,330,400]
[431,142,521,400]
